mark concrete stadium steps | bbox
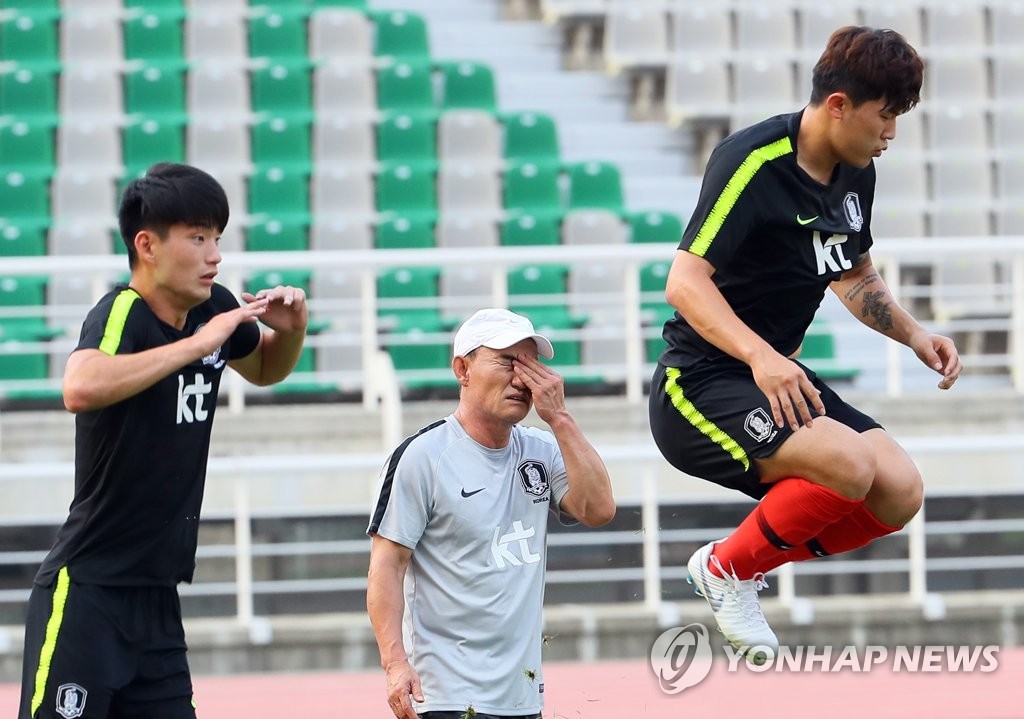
[428,20,566,74]
[4,391,1024,466]
[372,0,700,213]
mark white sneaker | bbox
[687,540,779,665]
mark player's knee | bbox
[890,468,924,526]
[826,448,876,500]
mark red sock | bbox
[711,478,862,579]
[757,501,902,574]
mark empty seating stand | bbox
[7,0,951,400]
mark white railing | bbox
[2,435,1023,628]
[3,237,1024,407]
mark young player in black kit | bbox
[18,163,308,718]
[648,27,963,662]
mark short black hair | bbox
[810,26,924,115]
[117,163,230,267]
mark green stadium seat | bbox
[527,308,588,373]
[251,115,312,170]
[0,118,55,179]
[0,333,54,399]
[799,318,861,381]
[0,263,60,387]
[249,8,309,61]
[122,117,186,176]
[438,61,497,112]
[0,11,59,68]
[502,162,563,220]
[566,161,625,213]
[371,10,430,63]
[0,224,46,257]
[249,166,311,223]
[274,341,337,395]
[508,263,572,316]
[0,67,58,120]
[639,260,673,363]
[376,61,436,118]
[313,0,367,7]
[246,268,334,395]
[376,164,436,222]
[0,333,49,374]
[377,266,449,334]
[246,219,309,252]
[123,9,186,64]
[507,263,590,374]
[247,269,312,294]
[377,266,451,389]
[383,324,452,391]
[376,114,437,171]
[500,214,560,246]
[501,111,560,168]
[375,216,435,249]
[124,0,183,8]
[251,61,313,117]
[0,275,58,340]
[124,64,186,119]
[4,1,59,11]
[629,210,684,244]
[0,172,50,229]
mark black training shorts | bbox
[19,567,195,719]
[648,358,882,500]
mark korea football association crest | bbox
[194,323,225,369]
[842,192,863,232]
[56,683,87,719]
[518,460,549,498]
[744,408,776,443]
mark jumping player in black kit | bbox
[648,27,963,662]
[18,163,309,718]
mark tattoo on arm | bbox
[843,277,874,302]
[861,290,894,331]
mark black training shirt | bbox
[36,283,260,587]
[661,110,876,369]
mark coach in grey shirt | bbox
[367,308,616,719]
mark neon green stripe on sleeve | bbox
[98,288,140,355]
[664,367,750,472]
[690,137,794,257]
[30,566,71,718]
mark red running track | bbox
[2,648,1021,719]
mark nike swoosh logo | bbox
[796,214,818,225]
[698,565,724,610]
[461,487,486,498]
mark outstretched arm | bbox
[367,534,422,719]
[229,285,308,386]
[512,354,615,527]
[831,252,962,390]
[63,298,269,413]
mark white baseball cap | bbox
[452,308,555,359]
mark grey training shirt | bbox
[368,415,570,715]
